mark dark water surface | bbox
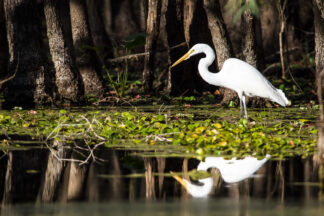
[0,146,323,215]
[2,199,323,216]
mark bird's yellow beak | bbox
[170,49,194,68]
[171,172,188,191]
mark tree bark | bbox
[44,0,83,103]
[203,0,237,105]
[241,0,266,107]
[0,0,8,79]
[203,0,233,69]
[241,1,264,70]
[86,0,113,60]
[70,0,105,97]
[183,0,216,94]
[314,0,324,159]
[163,0,189,94]
[3,0,50,108]
[103,0,139,38]
[140,0,148,31]
[142,0,161,92]
[163,0,213,95]
[259,0,279,60]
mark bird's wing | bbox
[221,59,288,106]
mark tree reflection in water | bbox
[0,143,322,206]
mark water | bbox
[2,200,323,216]
[0,147,323,215]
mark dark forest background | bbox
[0,0,321,109]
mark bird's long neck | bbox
[197,48,224,86]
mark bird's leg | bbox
[242,95,248,120]
[239,98,243,119]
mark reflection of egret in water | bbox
[173,155,270,198]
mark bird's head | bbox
[170,44,207,68]
[171,172,213,198]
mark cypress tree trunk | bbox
[143,0,161,92]
[140,0,148,31]
[70,0,105,97]
[241,0,266,107]
[241,1,264,70]
[3,0,50,108]
[182,0,216,94]
[0,0,8,79]
[314,0,324,159]
[203,0,233,69]
[44,0,83,103]
[103,0,139,38]
[203,0,237,105]
[163,0,190,94]
[86,0,113,60]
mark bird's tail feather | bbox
[275,89,289,106]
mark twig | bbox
[158,103,166,114]
[262,63,281,75]
[45,142,85,164]
[46,122,86,140]
[79,142,104,165]
[143,132,180,142]
[107,52,149,63]
[0,53,19,88]
[277,0,287,79]
[80,115,105,141]
[45,115,108,165]
[106,42,187,63]
[46,122,65,140]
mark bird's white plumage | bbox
[171,43,289,119]
[217,58,288,106]
[197,155,270,183]
[175,155,270,198]
[182,178,213,198]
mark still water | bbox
[3,200,323,216]
[0,146,323,215]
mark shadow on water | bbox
[0,140,323,215]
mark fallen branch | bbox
[80,115,106,141]
[0,54,19,88]
[106,42,187,63]
[143,132,180,142]
[45,115,108,165]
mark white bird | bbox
[172,155,270,198]
[171,44,289,119]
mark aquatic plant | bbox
[0,106,317,160]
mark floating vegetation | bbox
[0,105,318,159]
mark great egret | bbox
[172,155,270,198]
[170,44,289,119]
